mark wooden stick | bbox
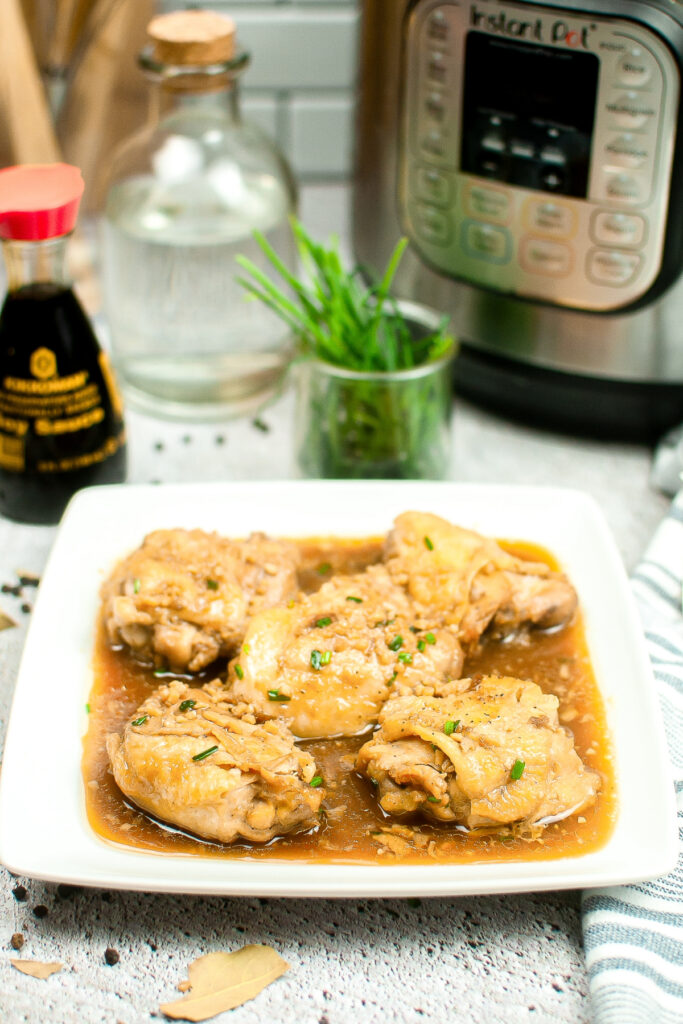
[0,0,61,163]
[59,0,152,210]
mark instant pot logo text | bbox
[470,6,595,48]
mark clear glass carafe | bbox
[101,16,297,421]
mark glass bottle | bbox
[0,164,126,524]
[102,10,297,421]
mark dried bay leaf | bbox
[160,944,289,1022]
[11,959,63,979]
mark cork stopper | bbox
[147,10,236,66]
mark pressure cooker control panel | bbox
[400,0,680,310]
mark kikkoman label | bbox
[29,346,57,380]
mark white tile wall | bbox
[164,1,360,180]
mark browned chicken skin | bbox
[100,529,299,671]
[107,679,323,844]
[384,511,578,648]
[356,676,600,829]
[229,564,464,738]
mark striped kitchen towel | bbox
[582,491,683,1024]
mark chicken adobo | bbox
[356,678,600,829]
[100,528,299,671]
[87,512,614,863]
[107,678,323,844]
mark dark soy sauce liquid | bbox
[0,283,126,524]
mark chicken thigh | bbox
[356,676,600,829]
[107,679,323,844]
[229,564,464,738]
[384,511,577,647]
[101,529,299,671]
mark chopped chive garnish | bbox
[85,703,91,714]
[179,699,196,712]
[242,643,250,655]
[387,670,398,686]
[316,616,332,628]
[320,650,332,666]
[132,715,148,727]
[192,745,218,762]
[132,578,140,594]
[427,795,440,803]
[425,632,436,645]
[388,635,403,652]
[443,719,460,735]
[154,668,172,677]
[267,689,291,702]
[398,652,413,665]
[417,640,426,653]
[317,562,332,575]
[206,578,219,590]
[409,625,419,633]
[310,649,323,670]
[510,759,525,781]
[374,616,396,628]
[424,536,434,551]
[234,664,244,680]
[346,595,363,603]
[309,776,323,788]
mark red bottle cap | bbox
[0,164,85,241]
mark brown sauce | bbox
[83,537,617,864]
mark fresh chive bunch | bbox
[236,218,455,480]
[235,219,453,371]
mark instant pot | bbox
[352,0,683,439]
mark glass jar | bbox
[101,11,297,420]
[294,302,456,480]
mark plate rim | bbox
[0,479,677,896]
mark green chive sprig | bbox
[236,221,452,374]
[510,759,526,781]
[193,745,218,762]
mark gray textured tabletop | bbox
[0,186,671,1024]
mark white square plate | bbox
[0,481,677,896]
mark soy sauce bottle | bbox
[0,164,126,524]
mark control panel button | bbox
[465,184,511,224]
[591,211,646,248]
[604,173,646,203]
[462,220,510,263]
[510,141,535,159]
[525,201,576,238]
[606,92,657,130]
[618,48,653,88]
[414,203,451,246]
[427,50,447,84]
[419,128,450,164]
[540,168,566,192]
[520,237,572,277]
[604,134,649,169]
[587,249,642,286]
[539,147,566,166]
[427,10,449,42]
[481,133,506,153]
[425,92,446,122]
[414,166,452,207]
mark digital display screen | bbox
[461,32,600,198]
